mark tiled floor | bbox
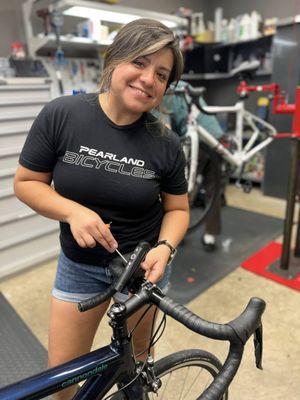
[0,185,299,399]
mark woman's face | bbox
[109,47,174,117]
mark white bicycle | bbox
[166,61,277,231]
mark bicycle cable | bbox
[101,308,167,399]
[148,313,167,349]
[135,308,167,358]
[101,356,148,400]
[129,304,153,336]
[101,305,158,399]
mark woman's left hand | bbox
[140,245,171,284]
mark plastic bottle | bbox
[214,7,223,42]
[221,19,228,42]
[196,13,205,35]
[227,18,237,42]
[191,12,205,40]
[239,13,251,40]
[235,15,242,40]
[250,11,262,39]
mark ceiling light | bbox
[63,6,178,28]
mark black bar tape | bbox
[227,297,266,344]
[199,344,244,400]
[158,297,238,342]
[78,286,116,312]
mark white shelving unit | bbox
[30,34,113,56]
[22,0,187,58]
[0,78,60,279]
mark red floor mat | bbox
[241,241,300,291]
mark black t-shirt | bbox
[19,93,187,265]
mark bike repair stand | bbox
[241,83,300,291]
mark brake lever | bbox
[110,248,148,295]
[113,242,151,292]
[254,324,263,370]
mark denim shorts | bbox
[52,250,172,303]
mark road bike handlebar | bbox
[166,84,218,116]
[156,295,265,344]
[78,244,265,344]
[166,85,206,97]
[152,293,264,399]
[78,242,150,312]
[78,242,265,399]
[123,282,264,400]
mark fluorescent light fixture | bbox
[63,6,177,28]
[64,6,139,24]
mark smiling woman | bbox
[14,18,189,400]
[99,18,183,92]
[100,47,174,123]
[98,18,184,125]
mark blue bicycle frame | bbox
[0,345,134,400]
[0,241,266,400]
[0,302,147,400]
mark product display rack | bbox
[22,0,187,58]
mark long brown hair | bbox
[99,18,184,93]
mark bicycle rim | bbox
[148,349,228,400]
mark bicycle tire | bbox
[183,138,222,233]
[149,349,228,400]
[109,349,228,400]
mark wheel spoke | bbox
[149,350,227,399]
[179,366,190,400]
[183,367,204,398]
[159,370,172,399]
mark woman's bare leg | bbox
[48,297,111,400]
[127,305,157,361]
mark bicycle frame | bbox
[181,124,200,194]
[191,100,276,168]
[0,304,146,400]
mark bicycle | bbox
[0,242,265,400]
[165,61,277,232]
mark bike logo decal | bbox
[61,364,108,388]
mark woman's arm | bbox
[158,191,190,247]
[14,165,118,252]
[141,192,189,283]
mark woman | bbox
[14,18,189,399]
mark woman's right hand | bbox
[66,204,118,252]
